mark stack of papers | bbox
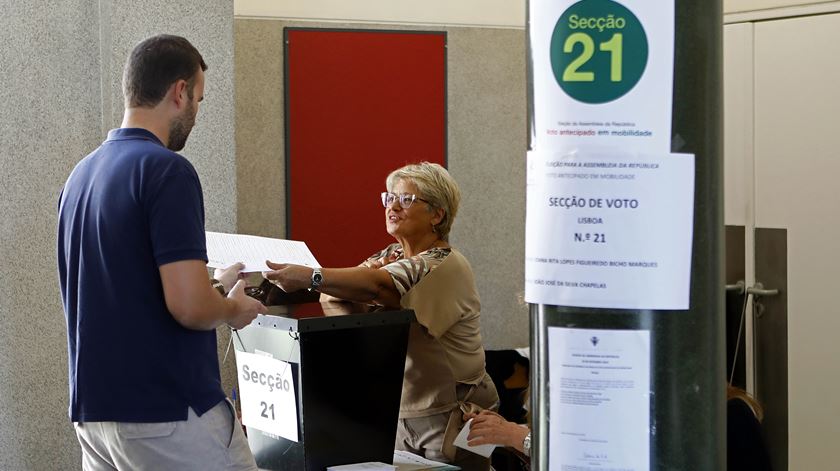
[392,450,460,470]
[327,463,396,471]
[205,231,320,273]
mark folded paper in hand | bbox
[453,418,497,458]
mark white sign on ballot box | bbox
[234,350,299,442]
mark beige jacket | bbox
[398,248,491,418]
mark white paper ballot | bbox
[453,418,497,458]
[327,463,396,471]
[392,450,459,470]
[205,231,320,273]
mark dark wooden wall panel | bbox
[755,227,788,471]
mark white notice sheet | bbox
[525,150,694,309]
[206,231,320,273]
[549,327,650,471]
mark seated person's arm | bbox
[160,260,267,330]
[264,262,402,308]
[464,409,530,453]
[319,252,399,303]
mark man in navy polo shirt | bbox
[57,35,267,470]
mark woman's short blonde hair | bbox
[386,162,461,241]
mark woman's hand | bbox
[464,409,530,452]
[262,261,312,292]
[263,262,401,307]
[214,262,246,292]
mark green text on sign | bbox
[550,0,648,104]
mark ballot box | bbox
[233,302,414,471]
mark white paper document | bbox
[549,327,651,471]
[453,418,497,458]
[327,463,396,471]
[525,150,694,309]
[234,350,299,442]
[392,450,459,470]
[529,0,675,154]
[206,231,320,273]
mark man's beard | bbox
[167,101,196,152]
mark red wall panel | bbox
[286,29,446,267]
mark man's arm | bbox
[160,259,267,330]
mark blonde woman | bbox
[264,162,498,469]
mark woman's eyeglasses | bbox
[381,192,431,209]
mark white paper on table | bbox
[206,231,320,273]
[392,450,458,470]
[525,150,694,309]
[327,463,396,471]
[453,418,497,458]
[548,327,650,471]
[234,350,299,442]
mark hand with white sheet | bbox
[214,262,246,292]
[225,279,267,329]
[464,409,530,454]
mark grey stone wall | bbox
[0,1,236,469]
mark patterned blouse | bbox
[365,243,451,296]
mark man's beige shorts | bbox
[74,400,257,471]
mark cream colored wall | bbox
[723,25,754,230]
[724,10,840,470]
[235,0,840,26]
[752,13,840,470]
[724,0,837,14]
[722,22,757,391]
[234,0,525,27]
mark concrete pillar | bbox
[0,1,235,468]
[526,0,725,469]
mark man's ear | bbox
[171,79,189,109]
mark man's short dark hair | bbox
[122,35,208,108]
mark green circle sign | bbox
[550,0,648,104]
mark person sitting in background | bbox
[465,384,773,471]
[261,162,499,470]
[465,408,530,471]
[727,385,773,471]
